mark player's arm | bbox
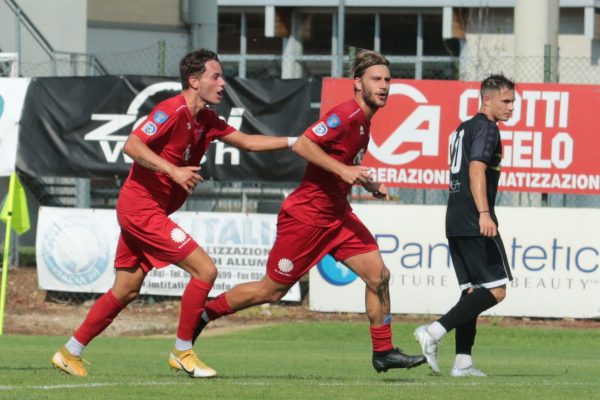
[123,134,203,194]
[469,160,496,237]
[219,130,295,151]
[291,135,371,185]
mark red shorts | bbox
[114,210,198,272]
[267,210,378,285]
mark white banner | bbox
[0,78,30,176]
[309,204,600,319]
[36,207,300,301]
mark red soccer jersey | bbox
[117,94,235,215]
[283,99,370,227]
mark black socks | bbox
[438,288,498,333]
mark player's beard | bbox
[362,87,387,110]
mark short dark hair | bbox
[350,50,390,79]
[480,73,515,100]
[179,49,220,89]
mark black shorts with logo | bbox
[448,234,513,290]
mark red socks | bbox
[74,290,126,345]
[370,324,393,353]
[204,292,236,321]
[176,278,213,340]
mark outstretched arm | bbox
[219,130,295,152]
[123,134,203,194]
[291,135,372,185]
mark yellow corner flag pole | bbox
[0,172,30,335]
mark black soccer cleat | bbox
[372,348,427,373]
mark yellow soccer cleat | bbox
[168,348,217,378]
[51,346,89,377]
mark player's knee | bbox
[114,288,140,304]
[203,264,218,282]
[381,266,391,283]
[490,287,506,302]
[365,265,390,292]
[375,266,390,287]
[187,263,217,283]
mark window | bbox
[422,62,459,80]
[247,13,282,54]
[345,14,375,52]
[380,14,417,55]
[423,14,448,56]
[218,13,241,54]
[465,8,514,34]
[301,13,333,55]
[246,60,282,78]
[559,8,584,34]
[390,63,415,79]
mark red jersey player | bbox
[192,50,426,374]
[51,49,295,378]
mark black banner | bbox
[17,76,310,181]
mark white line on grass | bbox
[0,381,195,391]
[1,380,599,391]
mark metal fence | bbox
[11,42,600,211]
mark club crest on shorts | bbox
[170,228,187,243]
[277,258,294,273]
[312,122,328,137]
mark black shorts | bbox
[448,234,513,290]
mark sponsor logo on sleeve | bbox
[141,121,157,135]
[153,111,168,124]
[326,114,341,128]
[312,121,328,137]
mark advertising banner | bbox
[322,79,600,194]
[0,78,30,176]
[309,204,600,319]
[36,207,300,301]
[18,76,309,181]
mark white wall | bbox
[15,0,87,52]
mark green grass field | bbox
[1,322,599,400]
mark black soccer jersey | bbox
[446,113,502,237]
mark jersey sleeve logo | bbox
[312,121,328,136]
[326,114,341,128]
[141,121,157,135]
[153,111,169,124]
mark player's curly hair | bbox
[179,49,220,89]
[480,73,515,100]
[349,50,390,79]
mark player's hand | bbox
[170,166,204,194]
[363,180,389,200]
[340,166,372,185]
[372,183,389,200]
[479,212,497,237]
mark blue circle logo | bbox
[42,218,110,286]
[316,254,358,286]
[153,110,168,124]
